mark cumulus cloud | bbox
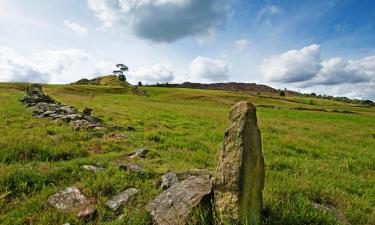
[87,0,229,42]
[235,39,250,51]
[0,46,90,83]
[261,44,321,83]
[128,64,174,84]
[261,44,375,86]
[63,20,88,35]
[189,56,230,82]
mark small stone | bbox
[81,165,104,172]
[77,206,97,221]
[119,163,144,172]
[160,172,178,190]
[83,107,93,116]
[128,148,149,160]
[117,214,126,221]
[106,188,139,211]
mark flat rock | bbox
[106,188,138,211]
[160,172,179,190]
[47,187,90,212]
[119,163,144,172]
[146,176,213,225]
[81,165,105,172]
[128,148,149,160]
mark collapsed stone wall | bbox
[21,84,106,130]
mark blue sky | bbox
[1,0,375,100]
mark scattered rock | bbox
[119,163,144,172]
[21,84,106,130]
[83,107,93,116]
[81,165,105,172]
[47,187,91,212]
[106,188,139,211]
[146,176,213,225]
[160,172,179,190]
[77,206,97,221]
[128,148,149,160]
[215,101,265,225]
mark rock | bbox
[119,163,144,172]
[47,187,90,212]
[106,188,139,211]
[83,107,93,116]
[215,101,265,225]
[176,169,211,181]
[81,165,105,172]
[146,176,213,225]
[77,206,97,221]
[128,148,149,160]
[117,214,126,221]
[103,133,127,140]
[160,172,179,190]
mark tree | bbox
[138,81,143,86]
[279,90,286,96]
[113,64,128,81]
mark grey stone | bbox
[146,176,213,225]
[81,165,105,172]
[47,187,90,212]
[119,163,144,172]
[215,101,265,225]
[160,172,179,190]
[128,148,149,160]
[106,188,138,211]
[77,206,97,221]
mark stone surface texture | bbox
[215,101,265,225]
[47,187,91,212]
[106,188,139,211]
[146,176,213,225]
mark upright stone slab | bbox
[215,101,265,225]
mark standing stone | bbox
[215,101,265,225]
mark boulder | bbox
[146,176,213,225]
[106,188,139,211]
[47,187,91,212]
[77,206,97,221]
[215,101,265,225]
[160,172,179,190]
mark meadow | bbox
[0,83,374,225]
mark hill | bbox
[0,83,374,225]
[72,75,131,87]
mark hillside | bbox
[72,75,131,87]
[0,83,374,225]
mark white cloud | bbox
[63,20,88,35]
[261,44,321,83]
[235,39,250,51]
[87,0,229,42]
[0,46,90,83]
[128,64,174,84]
[261,44,375,86]
[189,56,230,82]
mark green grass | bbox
[0,83,374,225]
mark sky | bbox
[1,0,375,100]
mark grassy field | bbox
[0,83,374,225]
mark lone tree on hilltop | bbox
[113,64,128,81]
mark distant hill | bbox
[154,82,278,94]
[72,75,131,87]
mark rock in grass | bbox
[160,172,179,190]
[128,148,149,160]
[146,176,213,225]
[81,165,105,172]
[47,187,90,212]
[215,101,265,225]
[77,206,97,221]
[119,163,144,172]
[106,188,139,211]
